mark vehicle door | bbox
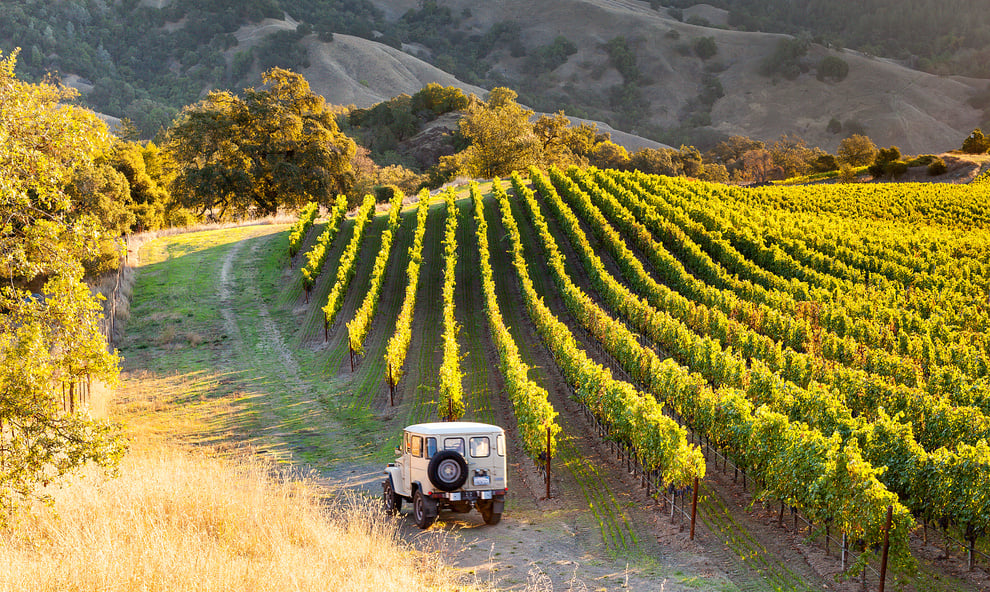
[407,434,429,492]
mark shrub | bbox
[962,128,990,154]
[837,134,878,166]
[928,157,948,176]
[886,160,909,178]
[760,37,809,79]
[907,154,935,167]
[812,154,839,172]
[817,56,849,82]
[693,37,718,60]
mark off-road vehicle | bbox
[383,422,507,528]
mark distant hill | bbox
[1,0,987,153]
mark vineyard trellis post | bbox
[388,364,395,406]
[690,476,699,540]
[545,425,552,500]
[878,504,892,592]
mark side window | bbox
[410,435,423,458]
[444,437,465,455]
[469,436,491,458]
[426,437,437,459]
[496,434,505,457]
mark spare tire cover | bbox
[427,449,468,491]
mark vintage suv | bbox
[383,422,507,528]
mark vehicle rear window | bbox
[444,437,465,455]
[469,436,490,458]
[496,434,505,456]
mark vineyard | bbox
[282,169,990,591]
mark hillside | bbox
[369,0,985,154]
[3,0,987,151]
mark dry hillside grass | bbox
[0,440,476,592]
[362,0,985,153]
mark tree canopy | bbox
[449,87,541,179]
[0,50,124,518]
[164,68,356,220]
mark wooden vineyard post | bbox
[969,537,976,571]
[690,477,699,540]
[388,364,395,406]
[841,533,848,571]
[324,315,329,342]
[545,425,552,500]
[878,505,892,592]
[349,346,354,372]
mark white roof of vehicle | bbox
[404,422,505,436]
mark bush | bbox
[760,37,809,79]
[928,157,948,176]
[693,37,718,60]
[837,134,877,166]
[812,154,839,172]
[817,56,849,82]
[907,154,935,167]
[373,184,400,203]
[962,128,990,154]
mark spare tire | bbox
[427,450,468,491]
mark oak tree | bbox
[165,68,356,220]
[0,50,125,519]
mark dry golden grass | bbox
[0,441,480,592]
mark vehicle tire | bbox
[427,450,468,492]
[383,477,402,515]
[413,489,438,529]
[477,500,502,525]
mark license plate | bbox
[481,490,492,500]
[449,492,461,501]
[473,475,491,486]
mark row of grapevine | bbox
[346,189,406,356]
[384,190,431,388]
[657,176,990,388]
[538,168,990,564]
[621,171,990,421]
[471,182,560,459]
[301,194,347,292]
[622,172,969,365]
[322,194,376,335]
[608,171,952,380]
[507,171,915,572]
[571,167,919,388]
[559,168,990,452]
[437,190,465,421]
[288,201,319,257]
[493,177,705,488]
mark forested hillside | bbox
[3,0,989,150]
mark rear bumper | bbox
[430,488,507,502]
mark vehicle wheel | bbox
[477,500,502,525]
[427,450,468,492]
[413,489,438,529]
[383,477,401,515]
